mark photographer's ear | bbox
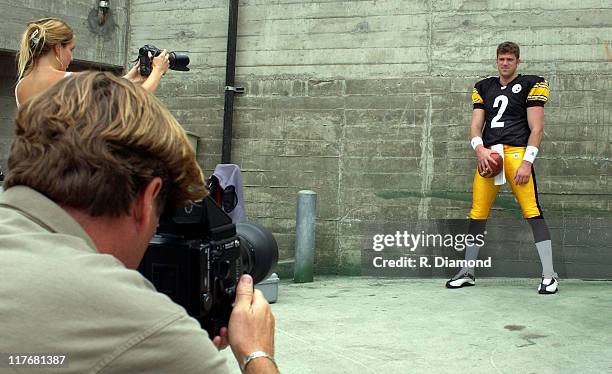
[134,177,163,225]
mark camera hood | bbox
[236,223,279,284]
[170,52,190,71]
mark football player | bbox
[446,41,558,294]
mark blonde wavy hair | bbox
[16,18,74,80]
[5,71,207,216]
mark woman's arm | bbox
[122,51,170,93]
[140,50,170,93]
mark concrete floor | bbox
[222,276,612,374]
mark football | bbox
[478,152,503,178]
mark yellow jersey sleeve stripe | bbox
[527,85,549,101]
[528,87,549,96]
[527,95,548,101]
[472,88,484,104]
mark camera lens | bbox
[236,223,278,284]
[169,52,190,71]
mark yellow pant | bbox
[470,145,543,219]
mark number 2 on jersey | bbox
[490,95,508,128]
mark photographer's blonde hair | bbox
[16,18,74,81]
[5,71,207,216]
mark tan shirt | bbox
[0,186,229,373]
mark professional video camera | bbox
[138,196,278,338]
[137,44,190,76]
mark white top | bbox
[15,71,73,108]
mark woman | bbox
[15,17,169,107]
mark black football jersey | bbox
[472,74,549,147]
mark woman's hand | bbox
[123,61,146,84]
[151,49,170,76]
[140,50,170,93]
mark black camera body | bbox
[139,196,278,338]
[137,44,190,76]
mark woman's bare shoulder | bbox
[17,69,69,103]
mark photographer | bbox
[0,72,278,374]
[15,17,169,107]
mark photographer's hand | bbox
[141,50,169,93]
[212,327,229,351]
[123,61,146,84]
[228,275,278,374]
[152,49,170,75]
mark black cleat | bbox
[537,277,559,294]
[446,273,476,289]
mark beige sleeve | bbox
[98,314,231,374]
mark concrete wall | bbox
[0,0,129,64]
[0,0,129,171]
[130,0,611,277]
[1,1,609,277]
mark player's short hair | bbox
[497,41,520,59]
[5,71,207,216]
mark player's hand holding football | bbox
[513,160,532,185]
[475,146,498,175]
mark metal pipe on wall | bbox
[221,0,243,164]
